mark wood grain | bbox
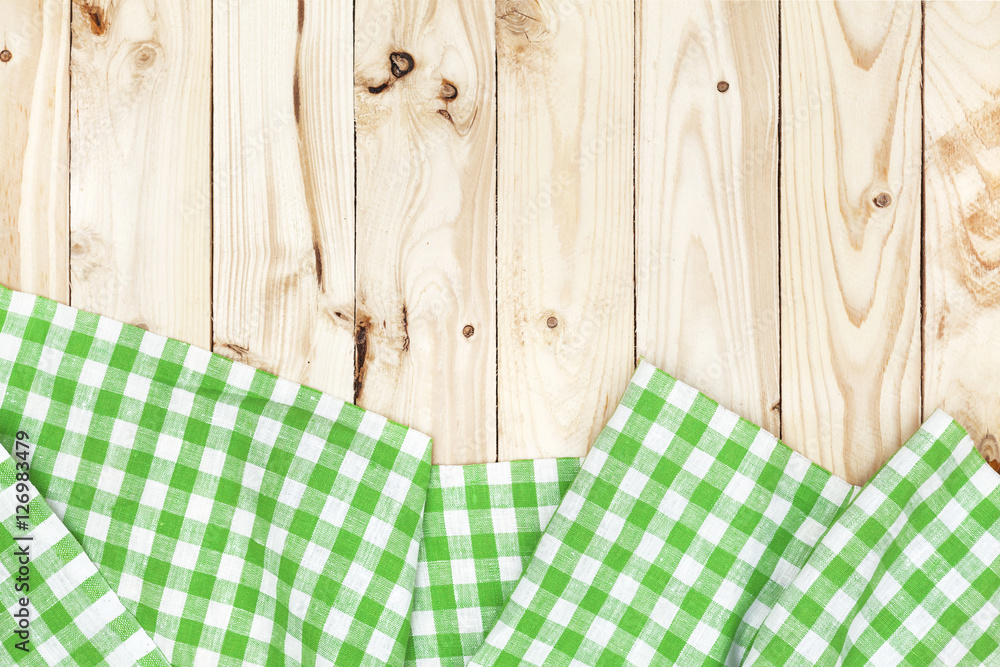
[0,0,70,302]
[636,0,779,433]
[496,0,634,460]
[354,0,497,464]
[213,0,355,398]
[69,0,210,347]
[923,1,1000,465]
[781,1,923,484]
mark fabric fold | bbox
[467,360,861,666]
[0,287,433,666]
[0,445,167,666]
[743,409,1000,665]
[407,458,582,666]
[467,361,1000,667]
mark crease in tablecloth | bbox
[407,458,582,666]
[0,285,998,667]
[743,409,1000,665]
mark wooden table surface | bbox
[2,1,998,483]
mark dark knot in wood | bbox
[82,4,107,35]
[390,52,414,78]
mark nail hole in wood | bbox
[717,81,729,93]
[463,325,475,338]
[0,50,11,63]
[546,316,558,329]
[390,52,414,78]
[874,192,892,208]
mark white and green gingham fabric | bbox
[0,285,999,666]
[0,445,167,665]
[744,409,1000,665]
[0,287,432,666]
[407,459,581,666]
[466,361,1000,666]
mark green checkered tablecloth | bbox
[465,364,1000,666]
[0,285,998,666]
[408,459,581,666]
[0,287,432,666]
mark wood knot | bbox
[462,325,475,338]
[224,342,249,361]
[365,52,414,95]
[0,50,11,63]
[980,434,999,472]
[133,44,158,69]
[873,192,892,208]
[354,314,372,402]
[717,81,729,92]
[440,82,458,100]
[498,3,546,40]
[390,52,414,78]
[82,4,107,36]
[546,316,558,329]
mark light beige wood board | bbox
[497,0,635,460]
[213,0,355,398]
[354,0,497,464]
[636,0,779,434]
[781,1,922,484]
[69,0,210,347]
[0,0,70,302]
[924,1,1000,465]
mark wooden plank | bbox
[69,0,210,347]
[0,0,70,302]
[923,1,1000,466]
[781,1,922,484]
[636,1,780,433]
[213,0,355,398]
[497,0,634,461]
[354,0,496,465]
